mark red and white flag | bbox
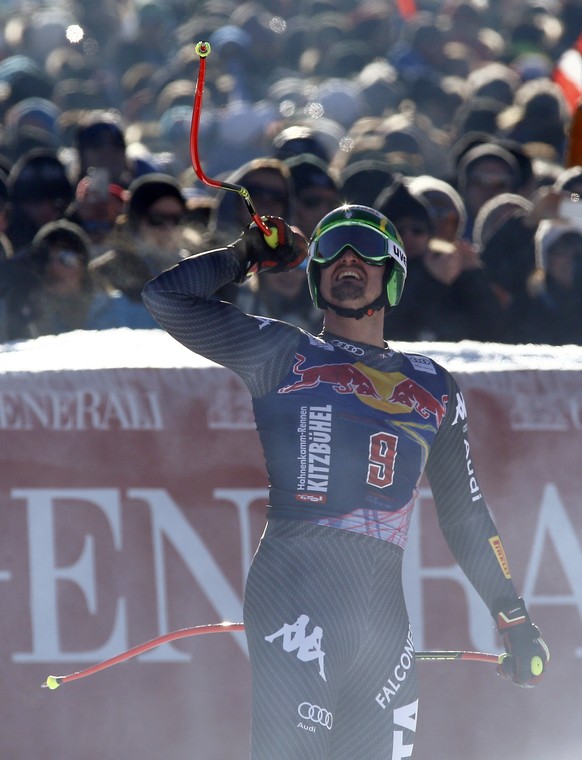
[553,33,582,113]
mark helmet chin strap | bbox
[319,292,387,320]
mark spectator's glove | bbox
[230,216,308,282]
[494,597,549,687]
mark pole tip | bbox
[42,675,61,690]
[195,41,211,58]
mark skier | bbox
[142,204,549,760]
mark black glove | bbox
[494,597,549,687]
[230,216,308,282]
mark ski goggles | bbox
[309,224,403,269]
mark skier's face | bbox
[319,248,385,309]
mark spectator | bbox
[441,0,503,66]
[408,175,467,243]
[235,256,322,334]
[0,0,580,349]
[455,142,523,237]
[475,181,580,323]
[389,12,450,84]
[554,164,582,197]
[377,179,504,342]
[65,169,126,254]
[474,192,534,252]
[90,172,194,302]
[376,179,435,264]
[73,110,158,188]
[205,157,296,304]
[208,157,294,246]
[0,255,37,341]
[6,148,74,256]
[339,159,395,207]
[285,154,341,238]
[496,78,569,162]
[474,192,535,315]
[9,219,155,338]
[511,221,582,345]
[272,125,331,164]
[104,1,176,83]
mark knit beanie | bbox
[127,173,185,226]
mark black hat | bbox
[375,179,434,232]
[127,173,185,224]
[8,148,73,204]
[285,154,338,195]
[456,142,520,194]
[272,126,329,162]
[76,113,126,151]
[29,219,91,269]
[340,160,394,206]
[31,218,91,255]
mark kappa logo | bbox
[452,391,467,426]
[265,614,327,681]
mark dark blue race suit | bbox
[142,247,520,760]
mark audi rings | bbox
[298,702,333,729]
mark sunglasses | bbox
[310,224,398,267]
[145,212,184,227]
[244,183,288,205]
[396,223,430,236]
[298,191,338,209]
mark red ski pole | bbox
[41,622,505,690]
[189,41,271,237]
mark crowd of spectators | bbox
[1,0,582,345]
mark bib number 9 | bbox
[367,432,398,488]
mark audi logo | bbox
[331,339,364,356]
[298,702,333,729]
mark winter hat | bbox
[375,179,434,232]
[75,113,126,151]
[8,148,73,204]
[457,143,521,195]
[31,218,91,254]
[312,78,365,129]
[535,220,582,271]
[5,96,61,137]
[340,159,394,206]
[29,219,92,272]
[272,125,329,162]
[408,175,467,238]
[285,154,338,195]
[127,173,186,225]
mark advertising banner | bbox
[1,331,581,760]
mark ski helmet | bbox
[307,204,407,318]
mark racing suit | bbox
[142,246,520,760]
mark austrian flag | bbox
[553,33,582,113]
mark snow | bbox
[2,328,582,373]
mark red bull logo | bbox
[387,379,448,425]
[279,354,381,398]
